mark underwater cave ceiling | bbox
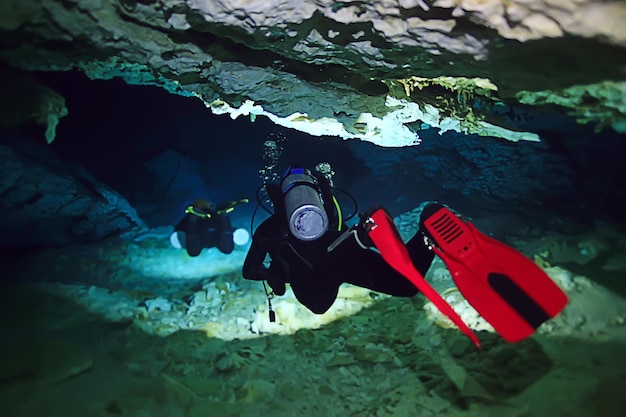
[1,0,626,246]
[1,0,626,145]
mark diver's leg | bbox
[185,218,204,257]
[329,237,419,297]
[405,202,447,274]
[341,252,420,296]
[404,233,436,276]
[216,216,234,254]
[186,234,203,257]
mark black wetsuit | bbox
[175,206,234,256]
[242,184,436,314]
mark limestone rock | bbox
[0,338,93,387]
[0,130,145,246]
[0,69,67,143]
[0,0,623,145]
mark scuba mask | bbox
[280,167,329,241]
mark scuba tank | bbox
[280,167,329,241]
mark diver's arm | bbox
[242,217,277,281]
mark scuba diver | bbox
[243,166,436,312]
[170,198,250,256]
[243,166,437,313]
[243,165,569,347]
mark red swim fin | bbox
[423,207,568,343]
[365,208,482,348]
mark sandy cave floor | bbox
[1,222,626,417]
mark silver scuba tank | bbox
[281,170,329,241]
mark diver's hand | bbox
[267,275,286,296]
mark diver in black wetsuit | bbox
[242,166,439,314]
[171,198,250,256]
[243,166,570,347]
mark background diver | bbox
[243,165,568,346]
[170,198,250,256]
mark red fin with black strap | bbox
[365,208,481,348]
[423,207,568,343]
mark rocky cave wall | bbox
[2,0,626,143]
[0,0,626,247]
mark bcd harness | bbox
[185,198,250,218]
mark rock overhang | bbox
[0,0,625,145]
